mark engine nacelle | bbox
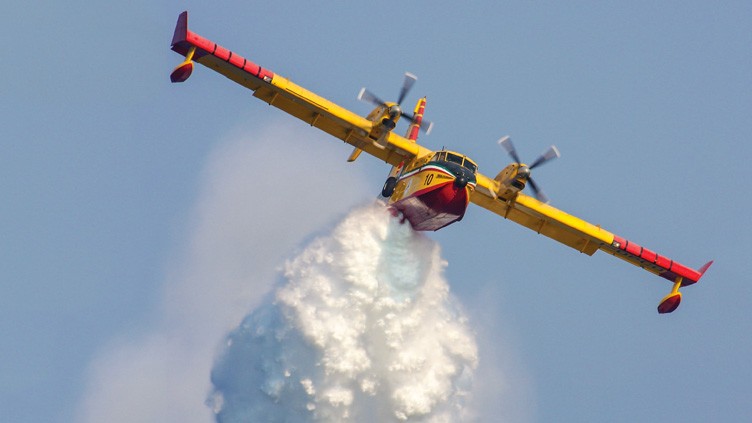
[493,163,527,200]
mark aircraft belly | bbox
[392,180,470,231]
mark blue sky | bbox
[3,1,751,422]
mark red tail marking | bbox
[406,98,426,141]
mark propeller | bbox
[498,136,560,203]
[358,72,432,133]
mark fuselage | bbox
[388,150,477,231]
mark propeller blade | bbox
[529,145,560,169]
[357,88,386,107]
[358,73,430,134]
[498,136,522,164]
[397,72,417,105]
[421,119,434,135]
[527,177,549,204]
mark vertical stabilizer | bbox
[405,97,427,141]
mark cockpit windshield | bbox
[432,151,477,174]
[446,153,464,166]
[462,158,477,173]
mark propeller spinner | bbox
[498,136,560,203]
[358,72,432,133]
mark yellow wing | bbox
[170,11,431,167]
[470,173,614,255]
[470,172,712,303]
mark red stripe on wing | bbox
[170,11,274,82]
[611,235,712,286]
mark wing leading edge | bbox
[170,11,430,167]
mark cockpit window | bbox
[431,151,477,174]
[446,153,464,165]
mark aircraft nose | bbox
[453,167,474,188]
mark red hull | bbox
[391,181,470,231]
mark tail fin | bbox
[405,97,428,141]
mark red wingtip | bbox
[698,260,714,275]
[171,11,189,47]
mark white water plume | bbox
[208,204,479,422]
[75,123,371,423]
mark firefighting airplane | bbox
[169,11,712,314]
